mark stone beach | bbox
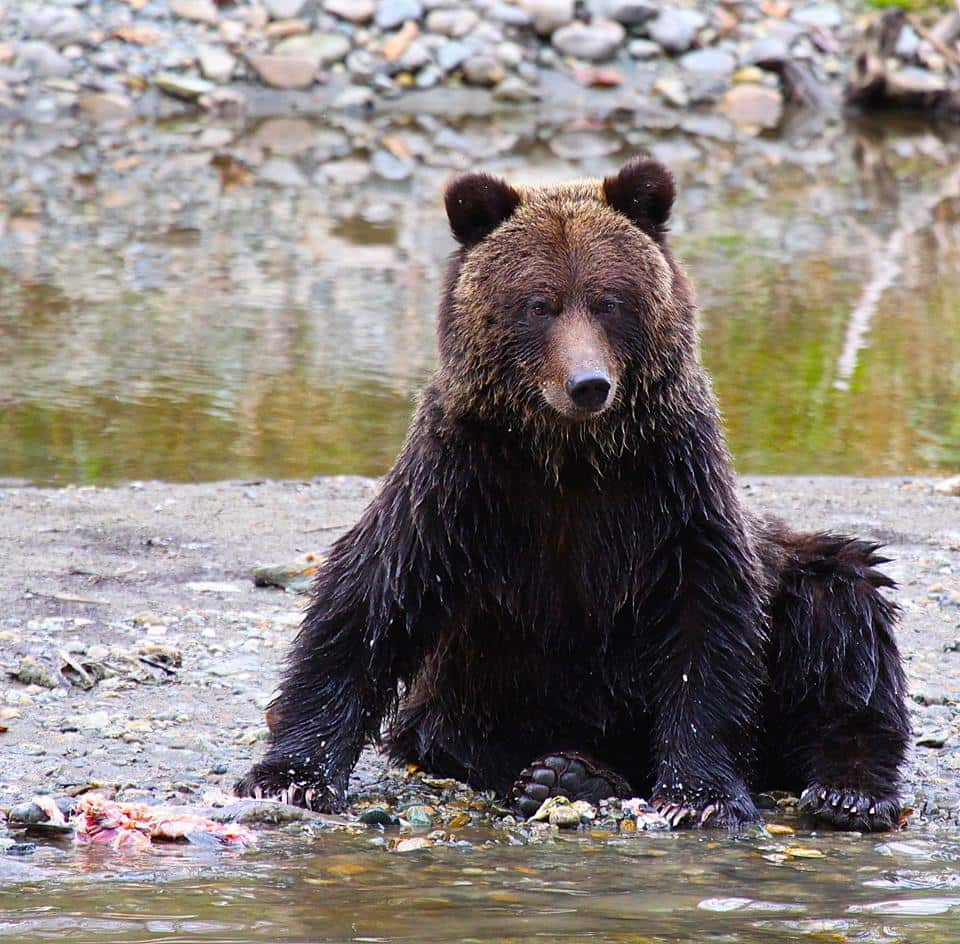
[0,0,956,128]
[1,477,958,841]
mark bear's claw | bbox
[511,752,633,819]
[235,758,339,813]
[800,782,900,832]
[651,787,759,830]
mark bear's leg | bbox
[764,531,911,832]
[510,752,633,818]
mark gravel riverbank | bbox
[1,475,958,833]
[0,0,957,128]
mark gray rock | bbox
[170,0,219,25]
[425,8,479,36]
[325,0,377,22]
[371,148,413,180]
[461,53,505,85]
[515,0,575,36]
[375,0,424,29]
[332,85,376,108]
[248,54,318,88]
[198,44,237,83]
[346,47,379,79]
[274,33,352,67]
[492,75,540,101]
[646,8,705,54]
[652,75,688,107]
[22,6,89,47]
[790,4,842,29]
[436,40,471,71]
[154,72,215,101]
[496,41,525,68]
[589,0,658,26]
[265,0,308,16]
[628,38,660,59]
[416,63,444,87]
[552,19,625,60]
[259,157,308,188]
[14,40,73,79]
[396,38,432,72]
[490,3,532,26]
[742,36,790,67]
[678,48,735,77]
[321,158,372,184]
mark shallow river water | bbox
[4,823,960,943]
[1,111,960,484]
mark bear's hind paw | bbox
[800,783,901,832]
[511,752,632,819]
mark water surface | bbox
[1,114,959,484]
[4,823,960,943]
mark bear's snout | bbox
[565,371,612,414]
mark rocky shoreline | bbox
[0,476,958,841]
[1,0,958,129]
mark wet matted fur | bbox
[237,158,910,831]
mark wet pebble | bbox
[326,0,377,22]
[646,9,706,54]
[247,53,317,88]
[375,0,424,30]
[14,41,73,79]
[551,19,625,61]
[370,148,413,180]
[516,0,575,36]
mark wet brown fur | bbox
[237,158,910,832]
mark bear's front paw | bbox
[510,751,633,819]
[800,782,901,832]
[235,757,340,813]
[651,785,759,830]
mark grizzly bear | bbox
[237,157,910,831]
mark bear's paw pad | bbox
[511,752,632,819]
[800,783,900,832]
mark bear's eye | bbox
[524,296,551,318]
[596,296,622,316]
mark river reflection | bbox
[1,113,959,485]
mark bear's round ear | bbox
[602,158,675,240]
[444,172,522,247]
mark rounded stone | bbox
[274,33,352,68]
[588,0,658,26]
[375,0,425,30]
[552,19,625,61]
[515,0,575,36]
[325,0,377,23]
[461,53,506,85]
[248,54,318,88]
[646,9,706,54]
[425,7,478,36]
[679,48,735,77]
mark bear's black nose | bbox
[565,371,611,413]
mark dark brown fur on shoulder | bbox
[237,158,910,833]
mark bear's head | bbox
[438,157,696,442]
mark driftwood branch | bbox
[845,9,960,117]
